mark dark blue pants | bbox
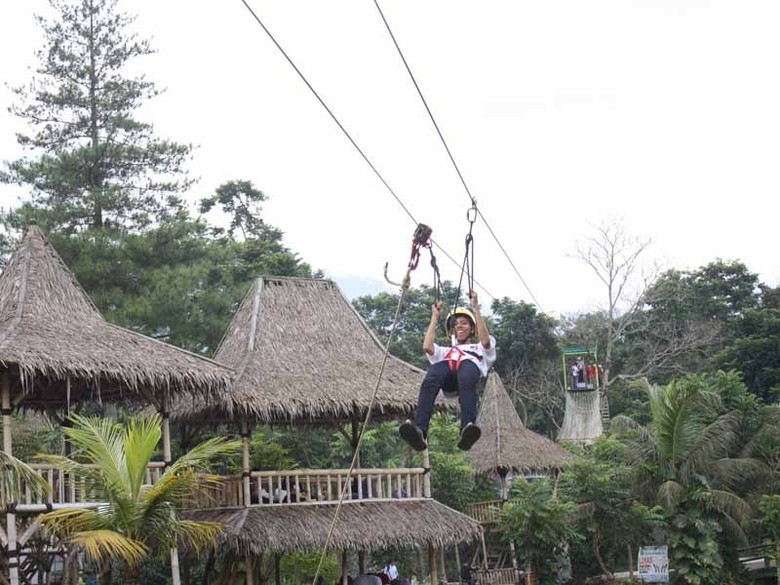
[414,360,481,435]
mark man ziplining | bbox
[399,290,496,452]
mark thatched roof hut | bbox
[187,500,481,556]
[0,225,233,407]
[469,372,573,476]
[174,276,435,426]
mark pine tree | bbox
[3,0,192,232]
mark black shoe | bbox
[399,420,428,451]
[457,422,481,451]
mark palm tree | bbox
[0,450,50,506]
[613,378,765,584]
[38,414,240,584]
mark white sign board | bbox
[637,545,669,583]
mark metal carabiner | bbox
[466,202,478,225]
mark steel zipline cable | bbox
[373,0,544,311]
[237,0,494,301]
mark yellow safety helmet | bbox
[445,307,476,337]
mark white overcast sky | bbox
[1,1,778,316]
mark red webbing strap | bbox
[444,346,465,372]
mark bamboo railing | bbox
[473,567,519,585]
[465,499,504,524]
[16,464,426,509]
[202,467,427,508]
[18,462,166,506]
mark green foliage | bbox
[612,376,767,584]
[489,297,562,435]
[750,406,780,495]
[199,179,271,240]
[715,305,780,403]
[0,451,50,507]
[560,438,664,576]
[7,413,63,461]
[426,415,477,512]
[667,512,723,585]
[755,494,780,572]
[279,551,339,585]
[623,261,761,385]
[604,379,652,425]
[499,478,582,585]
[489,297,559,381]
[250,427,298,471]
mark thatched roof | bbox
[0,225,233,407]
[468,373,573,475]
[174,276,440,425]
[186,499,481,556]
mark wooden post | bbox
[64,377,72,457]
[341,551,348,585]
[422,449,431,498]
[439,547,447,582]
[3,372,19,585]
[2,371,11,456]
[454,546,462,584]
[428,544,438,585]
[510,541,519,574]
[245,555,254,585]
[241,417,251,506]
[358,550,365,575]
[160,392,181,585]
[480,531,488,570]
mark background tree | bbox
[560,438,663,578]
[3,0,192,232]
[573,220,655,395]
[490,298,561,434]
[623,261,761,386]
[498,478,582,585]
[714,282,780,403]
[755,495,780,585]
[1,0,315,354]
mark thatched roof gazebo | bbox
[469,372,573,494]
[190,500,481,556]
[0,224,233,408]
[0,224,234,585]
[173,275,433,426]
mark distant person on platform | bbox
[382,560,399,585]
[399,290,496,452]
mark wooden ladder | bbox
[600,388,610,425]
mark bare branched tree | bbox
[574,220,656,393]
[505,363,566,433]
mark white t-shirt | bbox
[385,564,399,580]
[428,335,497,378]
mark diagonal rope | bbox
[311,268,414,585]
